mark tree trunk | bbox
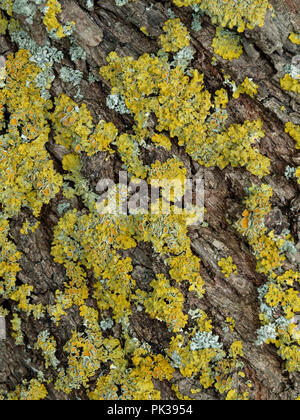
[0,0,299,401]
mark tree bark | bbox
[0,0,299,400]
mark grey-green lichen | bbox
[172,45,195,71]
[0,0,299,402]
[115,0,131,6]
[106,94,131,115]
[12,0,43,24]
[70,43,87,62]
[100,318,114,331]
[190,331,223,351]
[191,5,203,32]
[59,66,83,86]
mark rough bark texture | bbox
[0,0,299,400]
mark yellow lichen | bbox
[237,184,300,372]
[285,122,300,149]
[280,74,300,96]
[296,166,300,184]
[218,256,238,278]
[151,133,172,150]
